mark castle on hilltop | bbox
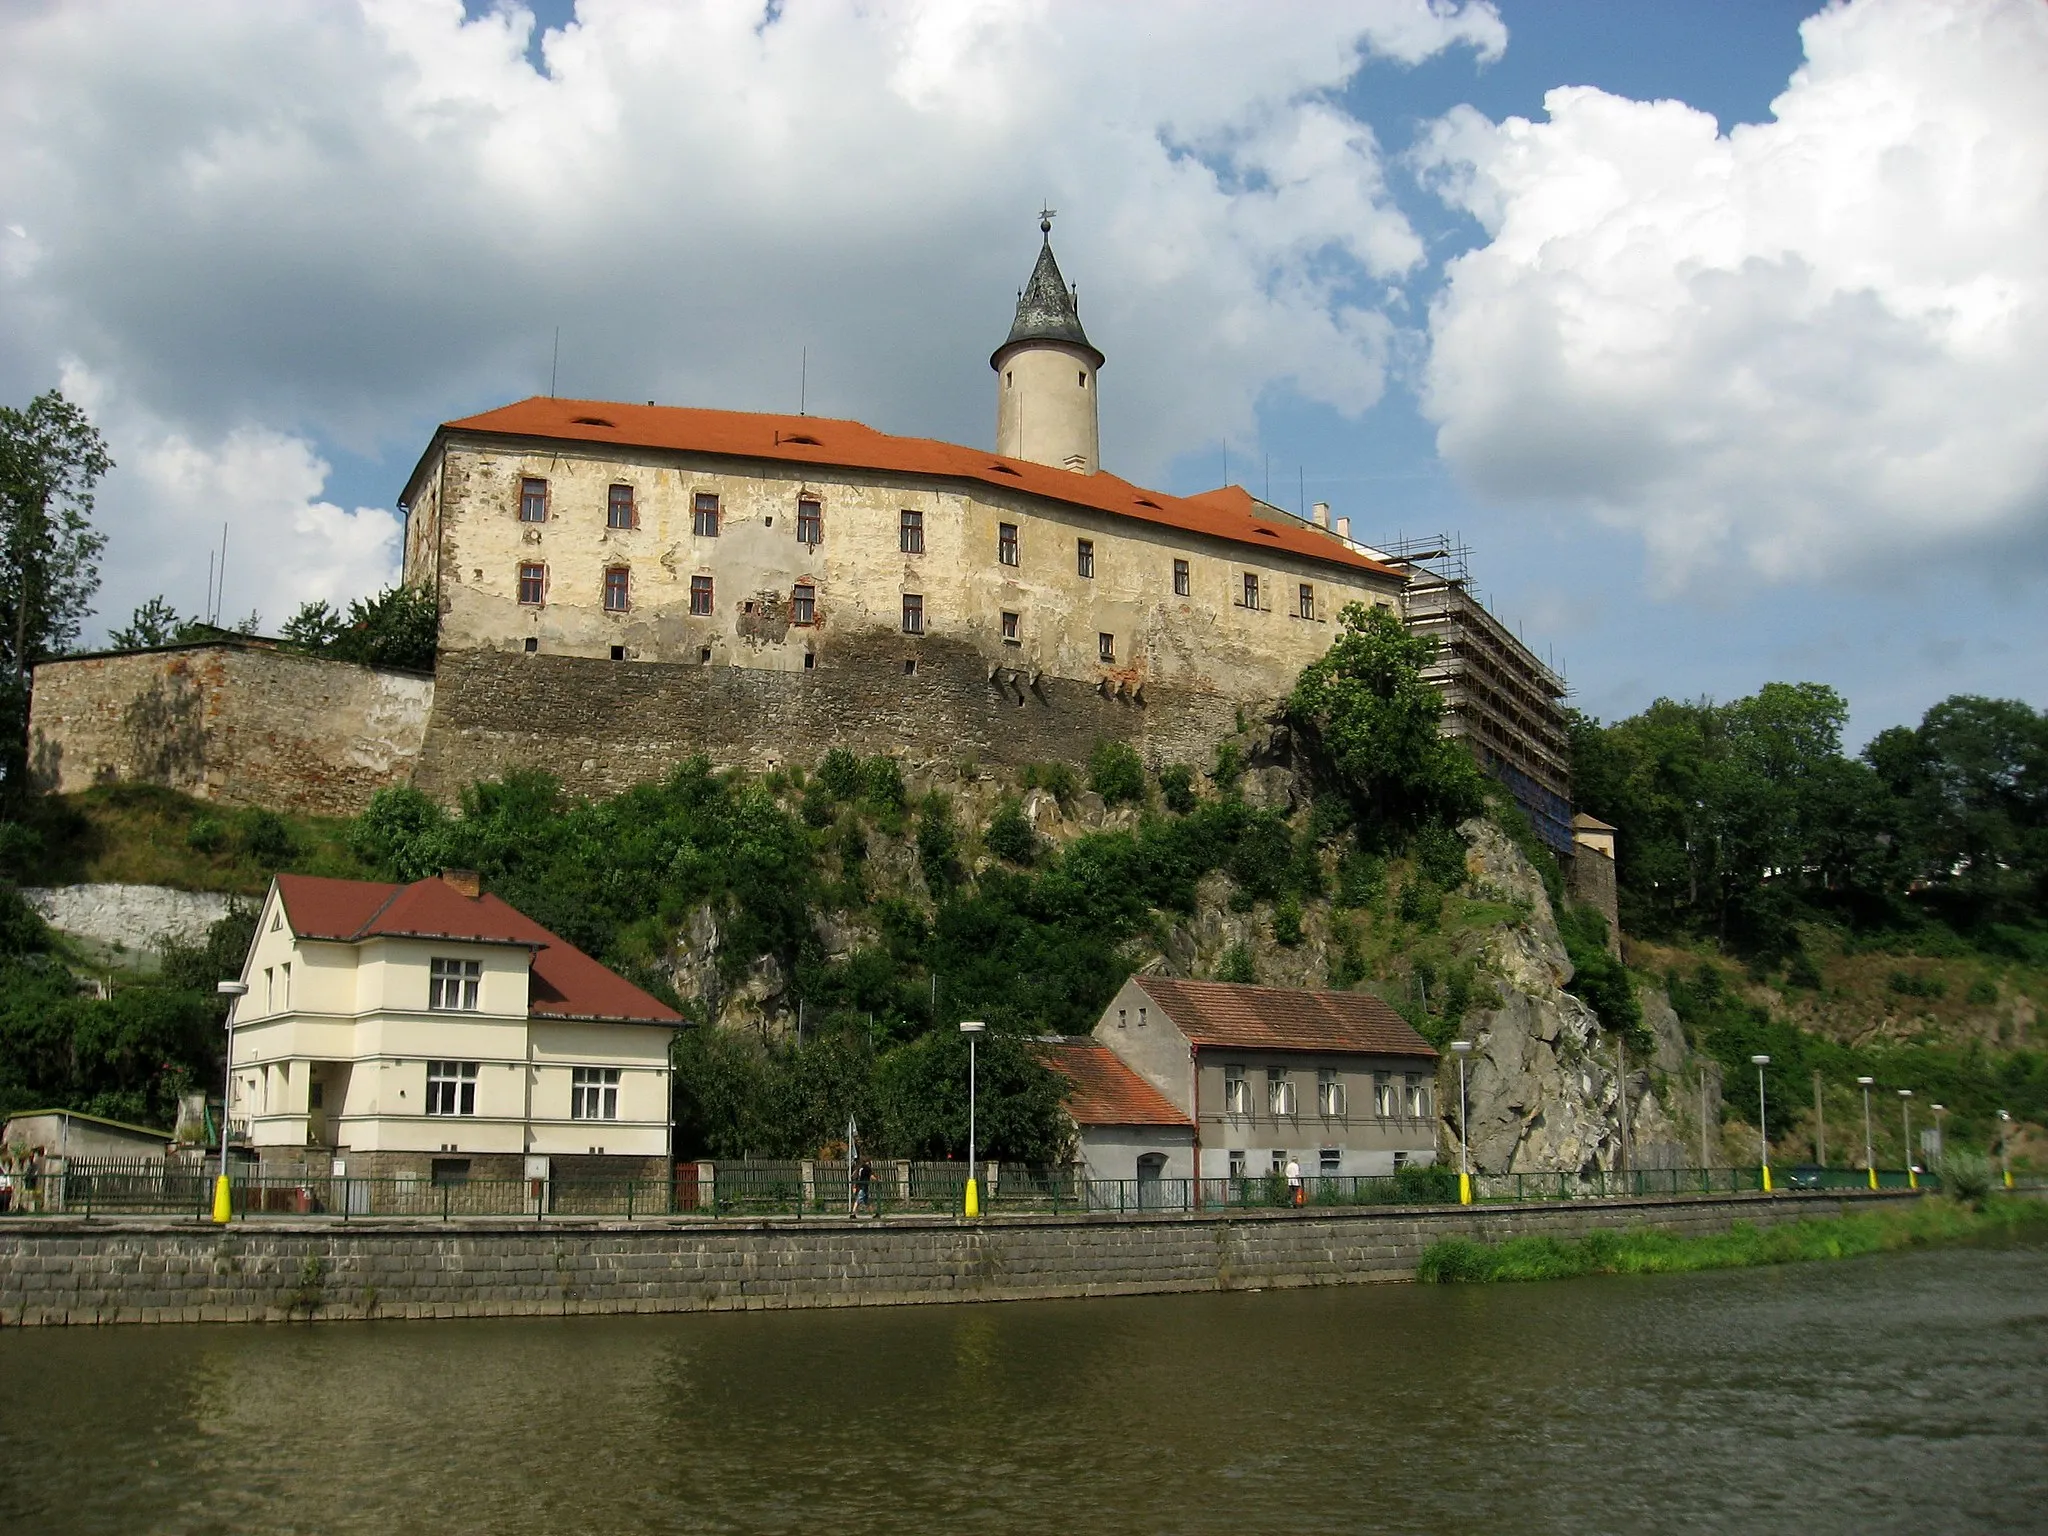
[29,221,1576,856]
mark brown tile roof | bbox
[423,397,1400,580]
[273,874,681,1025]
[1039,1039,1193,1128]
[1135,977,1437,1059]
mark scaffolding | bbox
[1371,534,1574,856]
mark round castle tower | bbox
[991,214,1105,475]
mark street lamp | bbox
[1898,1089,1915,1191]
[213,980,248,1224]
[1858,1076,1877,1190]
[1450,1041,1473,1205]
[959,1021,986,1218]
[1998,1109,2014,1190]
[1751,1056,1773,1192]
[1931,1103,1946,1178]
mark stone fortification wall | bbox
[0,1191,1909,1327]
[412,641,1242,801]
[28,643,433,818]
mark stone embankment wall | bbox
[0,1192,1910,1328]
[27,642,433,818]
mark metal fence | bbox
[2,1158,1942,1222]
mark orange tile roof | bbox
[1135,977,1437,1059]
[423,396,1400,579]
[1039,1039,1193,1128]
[274,873,681,1026]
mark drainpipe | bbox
[1189,1045,1201,1211]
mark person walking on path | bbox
[853,1157,875,1217]
[1286,1157,1303,1208]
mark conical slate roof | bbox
[991,233,1104,370]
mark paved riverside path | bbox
[0,1190,1921,1327]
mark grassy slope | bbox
[1417,1196,2048,1283]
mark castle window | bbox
[693,493,720,537]
[791,583,816,625]
[517,563,545,605]
[796,496,823,546]
[901,594,924,635]
[519,477,548,523]
[603,567,631,612]
[803,651,815,670]
[998,523,1018,567]
[1098,632,1115,663]
[900,508,924,554]
[1298,583,1315,620]
[1077,539,1094,578]
[1173,558,1190,597]
[1001,611,1019,644]
[607,484,636,530]
[1078,371,1086,388]
[523,637,538,653]
[1240,572,1260,610]
[610,645,626,661]
[689,574,713,616]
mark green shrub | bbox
[1088,740,1145,806]
[1558,902,1646,1052]
[1336,846,1386,908]
[1966,977,1998,1007]
[916,792,960,894]
[1784,948,1823,990]
[984,797,1037,866]
[185,816,226,854]
[815,748,863,801]
[1272,896,1305,947]
[1021,761,1078,804]
[1212,740,1243,790]
[860,755,907,813]
[1413,822,1469,891]
[1941,1152,1993,1204]
[237,809,295,867]
[1217,944,1257,984]
[1158,764,1196,815]
[1397,877,1441,928]
[1888,969,1946,1000]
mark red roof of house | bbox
[273,873,681,1025]
[420,397,1400,580]
[1134,977,1437,1059]
[1039,1039,1193,1128]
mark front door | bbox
[1136,1153,1166,1208]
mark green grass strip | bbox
[1416,1196,2048,1284]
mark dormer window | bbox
[429,958,481,1011]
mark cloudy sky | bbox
[4,0,2044,742]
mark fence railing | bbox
[0,1159,1941,1221]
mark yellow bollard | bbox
[1908,1167,1918,1190]
[211,1174,233,1225]
[1868,1166,1879,1191]
[1458,1171,1472,1206]
[2005,1169,2015,1190]
[1760,1164,1772,1193]
[964,1177,979,1218]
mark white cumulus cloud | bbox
[1417,0,2048,589]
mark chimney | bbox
[440,868,482,899]
[1336,517,1351,545]
[1311,502,1330,528]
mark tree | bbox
[1286,602,1484,837]
[110,596,188,649]
[0,390,112,797]
[281,599,348,650]
[279,584,437,671]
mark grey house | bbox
[1039,1037,1196,1185]
[1093,977,1441,1180]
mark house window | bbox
[281,962,291,1009]
[571,1067,621,1121]
[689,574,714,616]
[791,583,815,625]
[1077,539,1094,578]
[1374,1075,1396,1118]
[1267,1067,1295,1117]
[1406,1074,1428,1119]
[693,493,720,537]
[998,523,1019,567]
[425,1061,478,1117]
[1000,610,1019,643]
[1173,558,1190,597]
[901,594,924,635]
[1298,583,1315,620]
[519,477,548,523]
[1098,633,1115,663]
[603,567,630,612]
[264,966,274,1012]
[518,563,546,605]
[796,496,823,546]
[1318,1070,1345,1117]
[1319,1147,1341,1177]
[1241,572,1260,610]
[900,508,924,554]
[1223,1065,1249,1116]
[428,958,481,1012]
[607,484,636,530]
[1228,1149,1246,1180]
[1270,1149,1287,1174]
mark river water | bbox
[2,1241,2044,1535]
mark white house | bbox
[228,869,682,1185]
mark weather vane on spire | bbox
[1038,205,1057,237]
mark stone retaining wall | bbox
[0,1192,1914,1328]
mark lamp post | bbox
[1752,1055,1772,1192]
[1930,1103,1946,1178]
[1998,1109,2014,1190]
[1450,1041,1473,1205]
[1898,1089,1915,1191]
[213,980,248,1224]
[959,1021,985,1218]
[1858,1076,1877,1190]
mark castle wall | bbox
[27,644,433,817]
